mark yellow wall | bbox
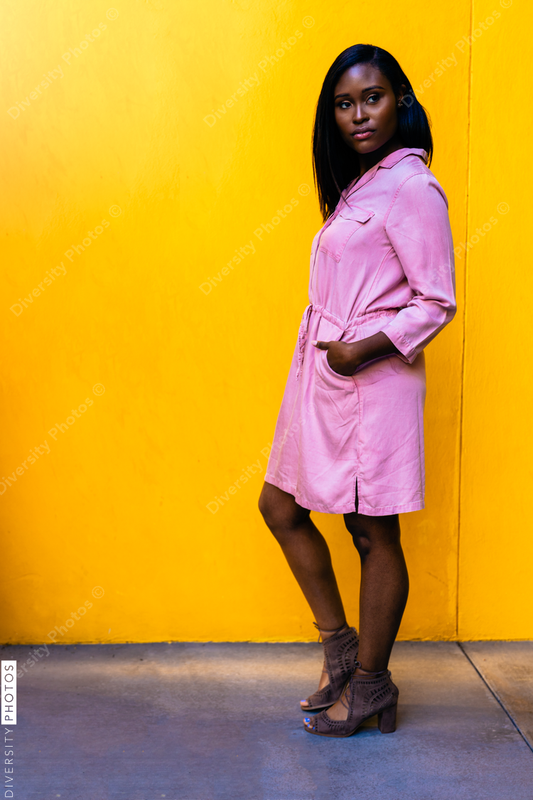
[458,0,532,639]
[0,0,525,645]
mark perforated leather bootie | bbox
[299,622,360,713]
[303,664,399,738]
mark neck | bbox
[357,136,404,178]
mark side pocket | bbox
[313,316,356,389]
[320,348,355,382]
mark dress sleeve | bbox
[379,171,457,364]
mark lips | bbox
[352,129,375,140]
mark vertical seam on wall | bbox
[456,0,474,640]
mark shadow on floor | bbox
[2,640,532,800]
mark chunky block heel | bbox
[377,702,397,733]
[303,669,399,738]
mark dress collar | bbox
[376,146,428,169]
[343,147,428,198]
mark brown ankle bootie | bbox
[303,665,399,737]
[300,622,360,713]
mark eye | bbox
[337,100,351,110]
[366,93,380,103]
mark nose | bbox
[351,102,368,123]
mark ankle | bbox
[354,665,387,677]
[314,621,348,640]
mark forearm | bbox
[312,331,402,377]
[348,331,401,371]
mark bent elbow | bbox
[447,300,458,322]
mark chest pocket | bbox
[318,205,374,263]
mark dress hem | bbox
[264,474,424,516]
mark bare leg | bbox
[258,481,350,700]
[321,510,409,722]
[258,481,346,631]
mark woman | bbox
[258,44,457,738]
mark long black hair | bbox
[312,44,433,221]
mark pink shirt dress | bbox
[264,147,457,516]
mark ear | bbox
[397,83,407,106]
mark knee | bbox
[343,513,401,558]
[258,483,310,538]
[345,519,372,558]
[257,490,275,528]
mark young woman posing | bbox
[258,44,456,738]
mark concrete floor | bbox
[2,641,532,800]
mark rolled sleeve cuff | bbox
[381,326,418,364]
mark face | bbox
[333,63,405,156]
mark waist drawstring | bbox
[295,304,400,381]
[296,304,313,380]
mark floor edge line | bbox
[457,641,533,755]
